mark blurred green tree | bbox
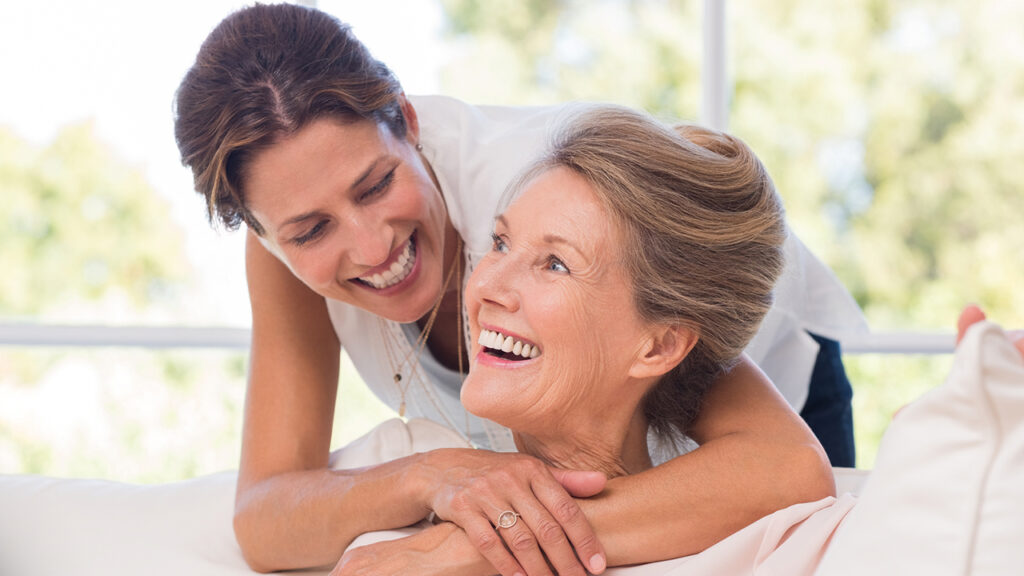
[0,122,187,319]
[438,0,1024,330]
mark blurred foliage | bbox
[0,348,246,481]
[0,122,187,320]
[438,0,1024,466]
[0,348,392,482]
[438,0,1023,329]
[439,0,701,115]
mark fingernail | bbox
[589,554,606,573]
[514,572,524,576]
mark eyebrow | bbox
[279,157,385,228]
[495,215,587,257]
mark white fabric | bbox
[817,321,1024,575]
[326,95,866,449]
[0,419,462,576]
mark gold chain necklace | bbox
[378,239,470,441]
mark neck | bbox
[513,407,652,479]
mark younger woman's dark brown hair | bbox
[174,3,405,234]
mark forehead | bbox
[503,166,621,250]
[243,118,394,222]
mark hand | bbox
[956,304,1024,358]
[419,448,607,576]
[332,522,490,576]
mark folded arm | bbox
[334,355,834,573]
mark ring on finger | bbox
[496,510,520,529]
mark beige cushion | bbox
[817,321,1024,575]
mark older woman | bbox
[332,105,832,575]
[174,5,849,574]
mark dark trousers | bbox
[799,333,856,468]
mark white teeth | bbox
[358,238,416,289]
[478,329,540,359]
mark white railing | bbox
[0,323,249,350]
[701,0,730,131]
[0,322,953,355]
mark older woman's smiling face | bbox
[463,167,659,440]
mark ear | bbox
[628,324,699,380]
[397,93,421,144]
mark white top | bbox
[323,95,867,452]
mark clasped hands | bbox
[332,448,608,576]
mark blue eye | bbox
[491,233,509,254]
[547,256,569,274]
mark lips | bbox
[478,328,540,360]
[355,235,416,289]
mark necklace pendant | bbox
[394,373,402,383]
[399,401,406,418]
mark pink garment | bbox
[604,495,858,575]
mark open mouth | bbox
[478,328,540,361]
[354,234,416,290]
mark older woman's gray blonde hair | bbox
[506,105,787,441]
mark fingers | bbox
[955,305,1024,359]
[503,497,585,576]
[459,510,532,576]
[957,304,987,345]
[1008,330,1024,358]
[426,451,605,575]
[549,468,607,498]
[531,473,606,574]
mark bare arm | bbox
[579,355,835,565]
[236,234,602,575]
[334,356,834,573]
[235,232,439,571]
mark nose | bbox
[467,253,521,314]
[346,212,394,269]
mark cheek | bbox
[287,244,341,290]
[529,287,607,408]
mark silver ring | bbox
[496,510,520,529]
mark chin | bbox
[460,374,522,428]
[460,376,498,420]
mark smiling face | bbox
[463,167,660,440]
[243,116,455,323]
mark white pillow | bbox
[0,471,254,576]
[817,321,1024,575]
[0,418,466,576]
